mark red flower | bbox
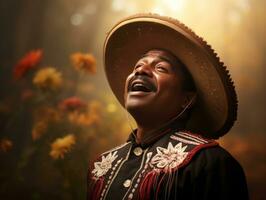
[13,49,43,80]
[59,96,86,111]
[21,89,34,101]
[0,138,13,153]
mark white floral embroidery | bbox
[92,151,118,178]
[150,142,188,170]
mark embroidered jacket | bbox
[87,128,249,200]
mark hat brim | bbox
[104,14,237,139]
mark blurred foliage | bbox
[0,50,131,200]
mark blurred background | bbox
[0,0,265,199]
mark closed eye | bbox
[156,64,169,73]
[134,63,144,70]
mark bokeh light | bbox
[0,0,265,199]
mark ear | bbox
[181,92,197,109]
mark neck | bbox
[134,117,186,144]
[135,126,154,143]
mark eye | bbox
[134,63,144,70]
[156,64,169,73]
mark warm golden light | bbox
[0,0,264,199]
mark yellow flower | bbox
[33,67,63,91]
[0,138,13,153]
[33,106,61,123]
[67,100,102,126]
[31,107,61,141]
[88,100,102,114]
[31,121,48,141]
[68,111,99,126]
[70,52,96,74]
[106,103,117,113]
[50,134,76,160]
[44,107,61,123]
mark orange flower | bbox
[31,121,48,141]
[13,49,43,80]
[67,100,102,126]
[0,138,13,152]
[70,52,96,74]
[68,111,100,126]
[59,96,86,111]
[50,134,76,159]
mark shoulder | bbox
[170,131,217,146]
[194,145,244,170]
[185,143,246,179]
[168,131,219,167]
[149,130,219,171]
[174,134,248,189]
[168,131,245,174]
[100,141,132,157]
[171,131,241,166]
[92,141,132,166]
[88,141,132,180]
[89,141,131,166]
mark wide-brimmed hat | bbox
[103,13,238,139]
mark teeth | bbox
[134,83,144,87]
[131,82,150,92]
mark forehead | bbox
[138,49,179,65]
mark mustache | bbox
[127,75,157,92]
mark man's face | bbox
[124,49,188,121]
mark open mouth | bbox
[128,79,156,93]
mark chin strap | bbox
[174,94,197,120]
[126,94,197,141]
[157,94,197,129]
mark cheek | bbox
[158,77,185,104]
[159,76,183,95]
[125,74,133,89]
[124,74,134,97]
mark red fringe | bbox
[155,172,167,200]
[139,169,177,200]
[88,177,104,200]
[139,170,160,200]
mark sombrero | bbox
[103,13,238,139]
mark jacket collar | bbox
[127,119,186,148]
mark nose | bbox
[134,64,153,77]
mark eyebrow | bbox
[140,54,175,64]
[140,53,176,66]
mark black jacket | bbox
[87,128,249,200]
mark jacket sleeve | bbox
[190,147,249,200]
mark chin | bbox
[125,102,147,112]
[125,101,152,116]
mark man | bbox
[87,14,249,200]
